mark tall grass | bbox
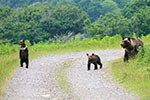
[111,45,150,100]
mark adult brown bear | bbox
[121,37,144,62]
[18,40,29,68]
[87,53,102,70]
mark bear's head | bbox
[120,37,131,49]
[87,53,94,60]
[18,40,26,47]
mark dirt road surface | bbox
[3,50,141,100]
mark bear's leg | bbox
[134,46,138,55]
[87,63,91,70]
[25,59,29,68]
[98,62,103,69]
[94,63,98,70]
[124,51,129,62]
[20,59,23,67]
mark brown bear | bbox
[87,53,102,70]
[18,40,29,68]
[120,37,144,62]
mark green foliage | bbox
[89,13,131,37]
[50,5,90,35]
[132,33,137,38]
[0,34,122,57]
[0,0,131,22]
[77,0,104,22]
[136,45,150,66]
[3,0,150,40]
[122,0,150,18]
[87,0,150,38]
[0,6,12,21]
[113,0,131,8]
[111,44,150,100]
[0,42,18,56]
[101,0,120,14]
[129,7,150,37]
[0,5,89,44]
[88,23,105,37]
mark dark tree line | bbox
[0,0,150,44]
[0,4,89,44]
[0,0,131,21]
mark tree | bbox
[88,22,105,37]
[122,0,150,18]
[88,13,131,37]
[129,7,150,37]
[0,4,90,44]
[113,0,131,8]
[49,5,90,36]
[0,6,12,21]
[101,0,120,15]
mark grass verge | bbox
[111,57,150,100]
[56,61,72,96]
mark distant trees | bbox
[113,0,130,8]
[0,0,131,22]
[88,13,130,37]
[1,0,150,44]
[101,0,120,14]
[0,6,12,20]
[129,7,150,37]
[50,5,90,35]
[88,0,150,38]
[122,0,150,18]
[0,5,89,44]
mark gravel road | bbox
[3,50,140,100]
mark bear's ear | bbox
[86,53,89,56]
[92,53,94,56]
[128,37,131,41]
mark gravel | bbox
[3,50,141,100]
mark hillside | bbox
[0,0,131,21]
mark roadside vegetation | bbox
[56,61,73,96]
[111,36,150,100]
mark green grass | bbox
[111,45,150,100]
[56,61,72,95]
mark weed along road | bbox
[3,50,141,100]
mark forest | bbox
[0,0,150,44]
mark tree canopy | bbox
[0,0,131,21]
[1,0,150,44]
[0,5,90,44]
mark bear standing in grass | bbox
[18,40,29,68]
[121,37,144,62]
[87,53,102,70]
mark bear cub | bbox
[87,53,102,70]
[18,40,29,68]
[121,37,144,62]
